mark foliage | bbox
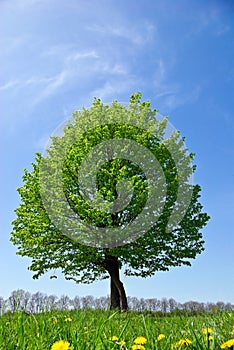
[11,93,209,289]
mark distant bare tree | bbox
[45,295,58,311]
[168,298,177,313]
[224,302,233,311]
[8,290,26,312]
[71,296,81,310]
[0,297,5,315]
[206,302,218,313]
[216,301,226,311]
[139,298,147,312]
[29,292,46,313]
[21,291,31,312]
[182,300,201,313]
[56,295,71,310]
[81,295,94,309]
[144,298,157,312]
[160,298,168,314]
[1,289,233,314]
[94,296,109,310]
[127,296,138,311]
[181,301,192,312]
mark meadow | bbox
[0,309,233,350]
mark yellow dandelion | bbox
[220,339,234,349]
[131,345,145,350]
[64,317,72,322]
[174,338,192,347]
[5,321,10,325]
[52,317,58,324]
[119,340,126,346]
[51,340,70,350]
[203,327,213,335]
[110,335,118,341]
[157,334,165,341]
[134,336,147,345]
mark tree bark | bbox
[110,276,120,309]
[104,254,128,311]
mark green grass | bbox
[0,309,233,349]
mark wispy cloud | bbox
[86,20,157,46]
[157,85,202,112]
[91,78,137,101]
[25,46,130,104]
[185,4,231,38]
[40,70,69,96]
[0,80,19,91]
[150,57,202,112]
[67,50,99,62]
[0,76,57,92]
[1,1,205,119]
[153,59,167,89]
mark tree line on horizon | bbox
[0,289,233,315]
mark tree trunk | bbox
[110,276,120,309]
[104,254,128,311]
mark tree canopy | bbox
[11,93,210,310]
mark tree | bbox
[71,296,81,310]
[11,93,210,310]
[56,295,71,310]
[8,289,24,312]
[0,297,5,315]
[28,292,46,313]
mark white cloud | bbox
[86,20,156,46]
[27,45,130,105]
[67,50,99,62]
[97,62,127,75]
[33,70,70,102]
[157,85,202,112]
[185,4,229,38]
[0,76,59,92]
[24,77,55,85]
[153,59,166,88]
[0,80,19,91]
[91,78,137,102]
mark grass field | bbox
[0,309,233,349]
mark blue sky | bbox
[1,0,234,303]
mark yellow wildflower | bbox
[220,339,234,349]
[52,317,58,324]
[64,317,72,322]
[174,338,192,347]
[5,321,10,325]
[119,340,126,346]
[132,345,145,350]
[134,336,147,344]
[51,340,70,350]
[203,327,213,335]
[110,335,118,341]
[157,334,165,341]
